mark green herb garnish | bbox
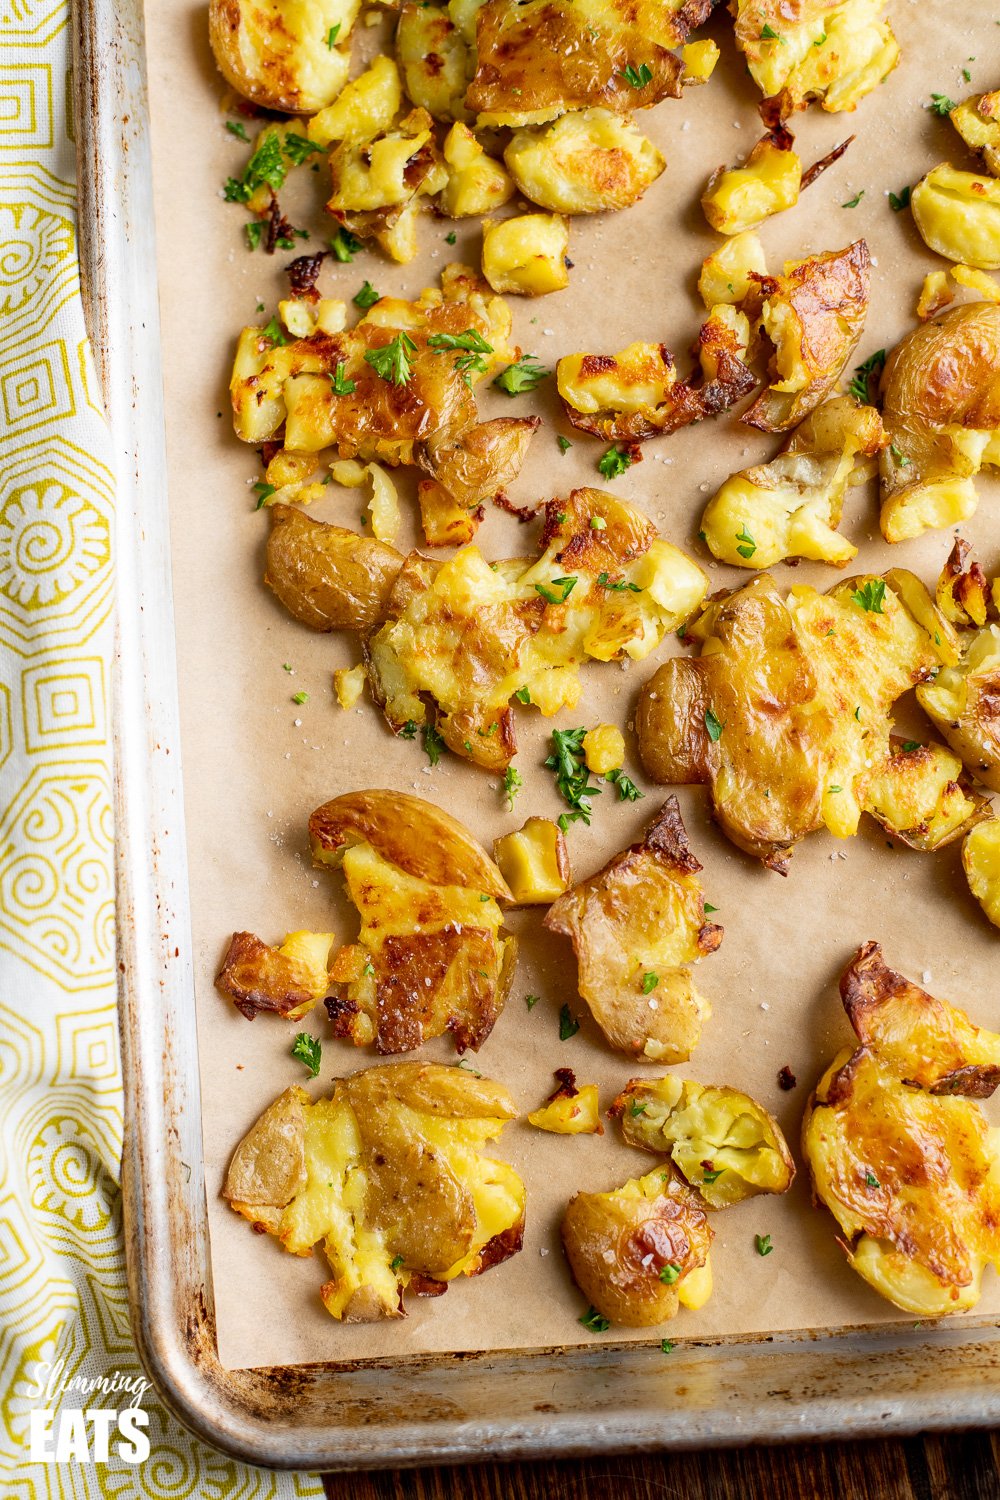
[326,22,340,45]
[598,445,633,480]
[514,686,531,704]
[659,1264,680,1284]
[291,1032,321,1077]
[842,190,865,208]
[224,130,287,202]
[525,994,540,1010]
[704,708,723,742]
[641,972,659,995]
[253,480,276,509]
[535,576,578,605]
[330,363,356,395]
[364,331,417,386]
[735,524,756,560]
[226,119,250,142]
[503,766,523,809]
[848,349,886,404]
[545,727,602,827]
[607,768,643,802]
[580,1306,610,1332]
[284,134,323,167]
[330,227,362,262]
[850,579,886,614]
[889,186,911,212]
[558,435,572,454]
[493,356,551,395]
[755,1234,773,1257]
[559,1003,580,1040]
[353,280,381,310]
[930,93,957,116]
[292,691,308,705]
[428,327,494,384]
[422,722,446,765]
[622,62,653,87]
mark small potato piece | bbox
[493,817,570,905]
[366,463,400,544]
[681,39,719,85]
[583,724,625,775]
[416,478,482,547]
[328,108,443,216]
[916,271,954,322]
[504,110,665,216]
[440,124,515,218]
[264,504,403,632]
[911,164,1000,272]
[964,819,1000,929]
[857,738,988,852]
[544,798,723,1063]
[700,397,884,569]
[334,663,366,709]
[527,1069,603,1135]
[935,538,991,629]
[561,1166,713,1328]
[216,929,336,1020]
[697,231,767,309]
[701,134,801,236]
[917,625,1000,792]
[951,93,1000,178]
[732,0,899,120]
[208,0,360,114]
[610,1076,795,1207]
[395,3,471,123]
[482,214,569,297]
[307,55,401,147]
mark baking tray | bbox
[74,0,1000,1468]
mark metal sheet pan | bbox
[74,0,1000,1469]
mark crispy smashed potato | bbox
[231,265,537,536]
[396,4,472,123]
[610,1076,794,1207]
[701,133,801,236]
[224,1063,524,1320]
[698,231,768,308]
[527,1069,603,1135]
[803,943,1000,1316]
[918,632,1000,792]
[334,663,366,708]
[742,241,871,432]
[878,302,1000,543]
[731,0,899,122]
[857,738,987,853]
[562,1165,713,1327]
[366,488,707,769]
[440,124,515,217]
[964,819,1000,929]
[307,54,401,148]
[493,817,570,905]
[951,93,1000,178]
[466,0,719,128]
[557,315,755,443]
[637,571,960,870]
[264,504,403,631]
[327,106,447,258]
[481,213,569,296]
[544,798,722,1063]
[911,164,1000,273]
[504,110,665,215]
[216,929,337,1020]
[700,397,884,568]
[309,791,515,1052]
[209,0,358,113]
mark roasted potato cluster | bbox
[209,0,359,113]
[636,571,974,870]
[544,798,722,1063]
[803,943,1000,1317]
[224,1063,524,1320]
[504,110,665,216]
[731,0,899,122]
[878,302,1000,543]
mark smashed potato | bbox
[527,1069,603,1135]
[878,302,1000,543]
[216,929,336,1020]
[562,1166,713,1327]
[544,798,722,1063]
[327,107,446,257]
[637,571,959,870]
[701,133,801,236]
[918,626,1000,792]
[700,397,884,568]
[857,738,987,853]
[209,0,358,113]
[911,164,1000,273]
[742,241,871,432]
[803,943,1000,1316]
[582,724,625,775]
[732,0,899,122]
[224,1063,524,1320]
[306,54,401,148]
[366,488,707,770]
[440,124,515,217]
[951,93,1000,178]
[964,819,1000,929]
[309,791,515,1052]
[504,110,665,215]
[481,213,569,296]
[493,817,570,905]
[610,1076,794,1207]
[395,4,472,123]
[697,231,768,308]
[264,504,402,632]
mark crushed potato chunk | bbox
[964,819,1000,929]
[911,164,1000,272]
[216,929,337,1020]
[482,213,569,296]
[527,1070,603,1135]
[731,0,899,121]
[209,0,360,113]
[701,133,801,236]
[950,92,1000,178]
[440,124,515,217]
[582,724,626,775]
[504,110,665,215]
[493,818,571,905]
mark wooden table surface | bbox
[323,1434,1000,1498]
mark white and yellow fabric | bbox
[0,4,324,1492]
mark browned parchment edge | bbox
[71,0,1000,1468]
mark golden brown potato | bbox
[742,241,871,433]
[557,314,755,443]
[637,571,954,870]
[963,818,1000,929]
[731,0,899,122]
[918,626,1000,793]
[493,817,571,904]
[366,488,707,770]
[327,107,447,258]
[610,1076,795,1207]
[857,738,988,852]
[544,798,722,1063]
[395,4,472,123]
[951,92,1000,178]
[935,537,993,629]
[527,1068,603,1135]
[697,231,768,309]
[701,132,801,236]
[911,164,1000,273]
[699,396,884,568]
[878,302,1000,543]
[466,0,718,128]
[561,1166,713,1327]
[439,124,515,217]
[481,213,570,296]
[803,943,1000,1316]
[264,504,403,631]
[224,1063,524,1320]
[208,0,359,113]
[216,929,336,1021]
[504,110,665,215]
[309,790,515,1052]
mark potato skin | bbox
[216,931,326,1020]
[265,504,403,631]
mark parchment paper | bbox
[144,0,1000,1370]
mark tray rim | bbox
[74,0,1000,1469]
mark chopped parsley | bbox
[704,708,723,742]
[226,119,250,142]
[282,662,293,673]
[607,768,643,802]
[901,740,922,752]
[399,720,418,739]
[253,480,276,509]
[842,190,865,208]
[579,1306,610,1332]
[326,22,340,45]
[760,23,783,40]
[545,726,602,827]
[590,515,607,531]
[630,1101,647,1117]
[245,221,264,251]
[854,706,862,721]
[390,1255,404,1272]
[493,356,551,395]
[848,349,886,404]
[292,690,309,705]
[735,524,756,560]
[525,994,540,1010]
[224,131,287,202]
[963,67,972,83]
[755,1234,774,1257]
[889,186,911,212]
[364,331,417,386]
[558,435,572,454]
[330,363,356,396]
[428,328,494,384]
[598,445,633,480]
[422,722,446,765]
[661,1340,675,1354]
[535,575,578,605]
[850,579,886,614]
[929,93,957,116]
[353,280,381,310]
[263,315,289,347]
[559,1003,580,1040]
[597,571,642,593]
[514,686,532,704]
[702,1169,724,1184]
[621,62,653,88]
[865,1172,880,1188]
[828,785,843,794]
[284,134,324,167]
[503,766,523,809]
[445,230,457,245]
[330,227,362,262]
[291,1032,321,1077]
[889,443,911,466]
[641,972,659,995]
[659,1264,680,1285]
[704,903,718,913]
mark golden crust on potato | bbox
[366,488,707,770]
[857,738,988,852]
[637,571,959,870]
[395,3,473,123]
[264,504,403,631]
[610,1076,795,1207]
[911,164,1000,274]
[224,1063,524,1320]
[951,93,1000,179]
[964,818,1000,930]
[924,626,1000,794]
[544,797,722,1063]
[493,817,571,905]
[701,132,801,236]
[878,302,1000,544]
[216,929,336,1021]
[504,110,665,216]
[527,1068,603,1135]
[209,0,359,113]
[562,1165,713,1327]
[731,0,899,122]
[803,943,1000,1317]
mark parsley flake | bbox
[545,727,602,827]
[889,186,911,212]
[889,443,911,466]
[525,994,540,1011]
[364,331,417,386]
[558,435,572,454]
[330,227,362,262]
[661,1340,675,1354]
[704,708,723,742]
[535,576,578,605]
[503,766,523,809]
[598,445,633,480]
[630,1101,647,1117]
[597,571,642,593]
[622,62,654,88]
[850,579,887,614]
[390,1255,404,1272]
[253,480,276,509]
[607,767,643,802]
[659,1264,680,1284]
[224,130,287,202]
[353,280,381,310]
[226,119,250,142]
[703,1168,724,1184]
[326,22,340,45]
[399,720,418,740]
[292,690,308,705]
[514,686,531,704]
[422,722,446,765]
[559,1003,580,1040]
[493,356,551,395]
[284,134,323,167]
[842,190,865,208]
[330,363,356,396]
[704,903,718,913]
[580,1307,610,1332]
[755,1234,774,1257]
[901,740,922,752]
[428,327,494,385]
[262,315,289,347]
[865,1171,880,1188]
[641,972,659,995]
[930,93,957,116]
[760,22,783,40]
[735,524,757,560]
[848,349,886,404]
[445,230,457,244]
[291,1032,321,1077]
[245,221,265,251]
